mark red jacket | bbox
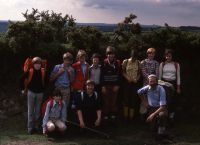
[72,61,90,90]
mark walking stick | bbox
[66,120,110,139]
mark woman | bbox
[122,49,141,121]
[159,49,181,123]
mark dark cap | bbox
[63,52,73,60]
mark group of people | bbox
[22,46,181,139]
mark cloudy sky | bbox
[0,0,200,26]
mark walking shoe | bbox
[110,115,117,121]
[104,116,109,120]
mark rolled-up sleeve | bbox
[137,86,148,96]
[50,65,59,77]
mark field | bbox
[1,113,200,145]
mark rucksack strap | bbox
[49,99,63,108]
[81,91,98,101]
[94,91,98,100]
[81,91,84,101]
[27,68,34,85]
[122,59,128,73]
[41,68,45,85]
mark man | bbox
[50,52,74,106]
[89,53,101,95]
[140,48,159,121]
[100,46,121,120]
[76,80,102,128]
[137,74,168,138]
[23,57,46,134]
[141,48,159,86]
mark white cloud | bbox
[0,0,200,26]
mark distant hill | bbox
[0,21,9,33]
[0,21,161,33]
[77,23,118,32]
[179,26,200,32]
[1,20,200,33]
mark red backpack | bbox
[23,57,47,73]
[41,97,63,118]
[23,57,47,90]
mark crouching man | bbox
[42,89,67,136]
[137,74,168,138]
[76,80,102,128]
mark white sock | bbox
[169,112,175,119]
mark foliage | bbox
[112,14,142,53]
[0,10,200,104]
[6,8,76,63]
[66,26,109,57]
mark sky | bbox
[0,0,200,26]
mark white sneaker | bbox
[104,116,109,120]
[110,115,116,119]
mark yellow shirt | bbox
[122,58,140,81]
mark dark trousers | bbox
[102,85,119,116]
[162,79,178,113]
[123,81,140,109]
[147,107,168,131]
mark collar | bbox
[78,61,87,65]
[148,85,158,90]
[90,64,101,69]
[53,100,62,106]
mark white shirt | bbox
[159,62,180,85]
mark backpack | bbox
[23,57,47,90]
[23,57,47,73]
[41,97,63,118]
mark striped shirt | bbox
[141,59,159,85]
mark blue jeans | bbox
[27,90,43,132]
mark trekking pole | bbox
[66,120,110,139]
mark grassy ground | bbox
[0,114,200,145]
